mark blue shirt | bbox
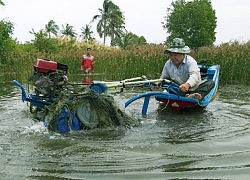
[160,55,201,91]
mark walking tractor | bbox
[13,59,153,132]
[14,58,220,132]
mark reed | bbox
[2,40,250,85]
[191,41,250,85]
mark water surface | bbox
[1,81,250,180]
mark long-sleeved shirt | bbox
[81,54,95,70]
[160,55,201,91]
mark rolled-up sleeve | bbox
[187,71,200,89]
[186,57,201,90]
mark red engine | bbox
[34,59,68,74]
[35,59,58,73]
[29,59,68,97]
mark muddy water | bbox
[1,81,250,180]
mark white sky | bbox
[0,0,250,45]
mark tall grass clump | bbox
[192,41,250,85]
[39,42,167,81]
[91,44,166,80]
[2,38,250,85]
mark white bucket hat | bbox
[164,38,191,54]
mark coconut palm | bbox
[80,23,94,42]
[114,30,134,49]
[106,9,125,46]
[114,31,147,49]
[45,20,59,38]
[92,0,125,45]
[61,23,77,38]
[0,1,5,6]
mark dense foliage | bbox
[0,19,16,64]
[113,31,147,49]
[163,0,217,49]
[1,0,250,86]
[2,38,250,86]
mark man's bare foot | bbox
[185,93,202,100]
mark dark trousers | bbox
[178,80,215,98]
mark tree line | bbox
[0,0,217,63]
[27,0,147,47]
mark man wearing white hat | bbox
[159,38,202,100]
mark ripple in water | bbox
[1,84,250,179]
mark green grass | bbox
[2,40,250,85]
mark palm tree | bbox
[114,30,134,49]
[106,9,125,46]
[0,1,5,6]
[114,31,147,49]
[92,0,125,45]
[80,23,94,42]
[60,23,77,38]
[45,20,59,38]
